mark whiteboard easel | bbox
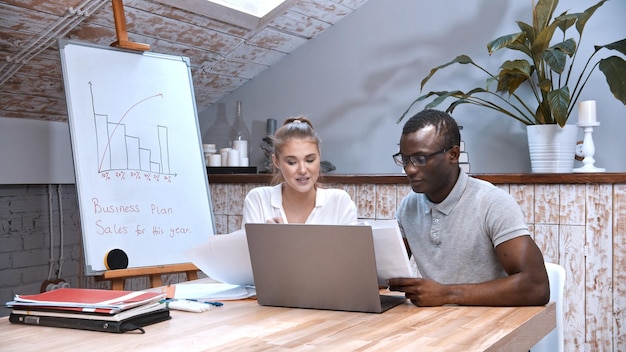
[59,40,215,275]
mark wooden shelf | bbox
[208,172,626,185]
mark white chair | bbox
[531,262,565,352]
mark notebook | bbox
[9,308,171,333]
[244,223,408,313]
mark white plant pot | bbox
[527,124,578,173]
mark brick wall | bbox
[0,185,81,316]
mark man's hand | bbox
[387,278,451,307]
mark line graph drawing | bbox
[88,82,175,179]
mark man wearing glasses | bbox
[387,109,550,307]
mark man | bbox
[387,109,550,306]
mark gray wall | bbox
[199,0,626,174]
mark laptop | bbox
[244,223,407,313]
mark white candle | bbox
[578,100,597,124]
[240,157,249,167]
[232,139,248,158]
[227,149,240,166]
[208,154,221,167]
[219,148,231,166]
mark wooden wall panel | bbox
[535,184,560,224]
[534,224,559,263]
[213,214,228,235]
[585,185,614,351]
[395,184,411,213]
[613,184,626,350]
[227,214,242,234]
[227,184,246,216]
[561,224,586,351]
[375,184,396,220]
[510,184,534,224]
[210,183,229,215]
[328,183,357,204]
[560,184,586,225]
[355,183,375,219]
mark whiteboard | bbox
[59,40,215,275]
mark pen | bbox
[188,299,223,307]
[162,298,223,307]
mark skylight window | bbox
[208,0,287,18]
[155,0,294,30]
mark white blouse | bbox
[242,184,357,226]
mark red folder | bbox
[7,288,165,314]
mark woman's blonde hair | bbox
[270,116,322,185]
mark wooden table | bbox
[0,297,554,352]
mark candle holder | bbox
[572,122,605,173]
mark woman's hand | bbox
[266,217,284,224]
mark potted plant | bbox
[399,0,626,172]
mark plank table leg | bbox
[111,279,125,291]
[186,270,198,281]
[150,274,163,288]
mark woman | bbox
[242,117,357,225]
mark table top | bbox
[0,296,555,352]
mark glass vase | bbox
[229,101,251,161]
[203,103,231,150]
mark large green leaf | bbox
[424,90,467,109]
[602,38,626,56]
[420,55,474,90]
[535,103,548,124]
[534,0,558,33]
[487,32,525,55]
[496,60,531,94]
[599,56,626,105]
[575,0,607,35]
[538,78,553,93]
[531,21,559,57]
[547,87,570,126]
[516,21,536,45]
[543,48,567,74]
[552,38,576,56]
[554,12,577,33]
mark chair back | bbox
[530,262,565,352]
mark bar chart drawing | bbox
[90,83,175,177]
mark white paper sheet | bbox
[171,282,255,301]
[367,219,416,285]
[183,229,254,286]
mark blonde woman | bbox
[242,117,357,225]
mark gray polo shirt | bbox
[396,172,530,284]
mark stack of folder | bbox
[5,288,170,333]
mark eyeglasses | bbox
[392,148,450,167]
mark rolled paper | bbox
[578,100,597,124]
[227,149,240,166]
